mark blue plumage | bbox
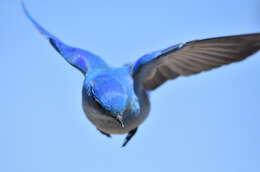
[23,3,260,146]
[22,2,108,74]
[132,43,183,74]
[91,76,128,114]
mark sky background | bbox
[1,0,260,171]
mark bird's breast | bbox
[82,86,150,134]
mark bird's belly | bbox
[82,91,150,134]
[85,109,148,134]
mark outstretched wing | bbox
[22,3,108,74]
[133,33,260,90]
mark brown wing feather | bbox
[139,33,260,90]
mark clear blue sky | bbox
[1,0,260,171]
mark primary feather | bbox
[133,34,260,90]
[22,2,108,74]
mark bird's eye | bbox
[92,97,107,113]
[95,99,103,109]
[89,88,103,109]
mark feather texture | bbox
[134,33,260,90]
[22,2,108,74]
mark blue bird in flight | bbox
[23,3,260,147]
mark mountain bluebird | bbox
[23,4,260,147]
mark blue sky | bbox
[1,0,260,171]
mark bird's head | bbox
[88,75,129,127]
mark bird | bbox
[23,3,260,147]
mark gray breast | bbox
[82,85,150,134]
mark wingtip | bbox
[21,1,37,27]
[21,0,25,9]
[21,1,56,41]
[21,0,30,19]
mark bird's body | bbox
[23,3,260,146]
[82,66,150,134]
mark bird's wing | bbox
[22,3,108,75]
[133,33,260,90]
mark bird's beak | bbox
[115,115,124,128]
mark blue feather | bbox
[132,43,183,74]
[22,2,108,74]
